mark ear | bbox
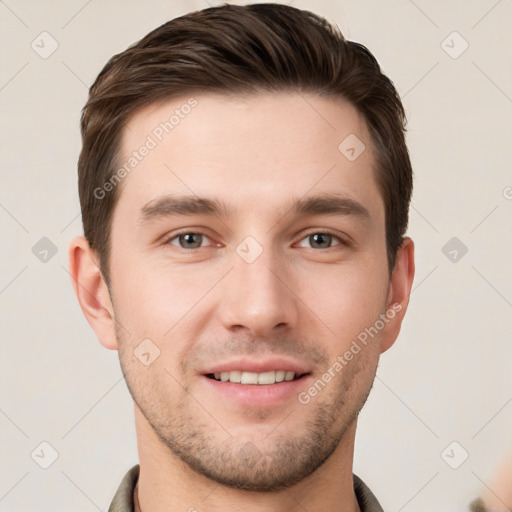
[380,237,415,353]
[68,236,119,350]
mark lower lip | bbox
[201,375,311,408]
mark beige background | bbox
[1,0,511,510]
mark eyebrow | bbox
[138,193,371,225]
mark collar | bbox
[108,464,384,512]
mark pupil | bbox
[311,233,330,248]
[181,233,201,248]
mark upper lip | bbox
[200,357,311,375]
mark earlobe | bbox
[381,237,415,353]
[68,236,119,350]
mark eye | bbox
[167,232,213,249]
[296,232,344,249]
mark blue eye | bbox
[297,232,342,249]
[168,232,211,249]
[165,231,345,251]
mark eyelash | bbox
[163,229,348,250]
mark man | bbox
[69,4,416,511]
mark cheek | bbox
[298,260,389,338]
[111,257,218,344]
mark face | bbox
[108,92,394,491]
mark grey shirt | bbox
[108,464,385,512]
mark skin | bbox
[480,446,512,510]
[69,92,415,512]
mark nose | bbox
[217,244,299,338]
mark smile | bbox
[207,370,307,385]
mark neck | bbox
[134,405,361,512]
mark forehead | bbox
[113,92,383,226]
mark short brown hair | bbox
[78,3,413,286]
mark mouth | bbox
[205,370,310,385]
[199,358,313,407]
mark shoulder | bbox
[108,464,140,512]
[353,473,385,512]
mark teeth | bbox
[257,371,275,385]
[241,372,258,384]
[284,371,295,381]
[211,370,299,385]
[228,370,241,383]
[275,370,285,383]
